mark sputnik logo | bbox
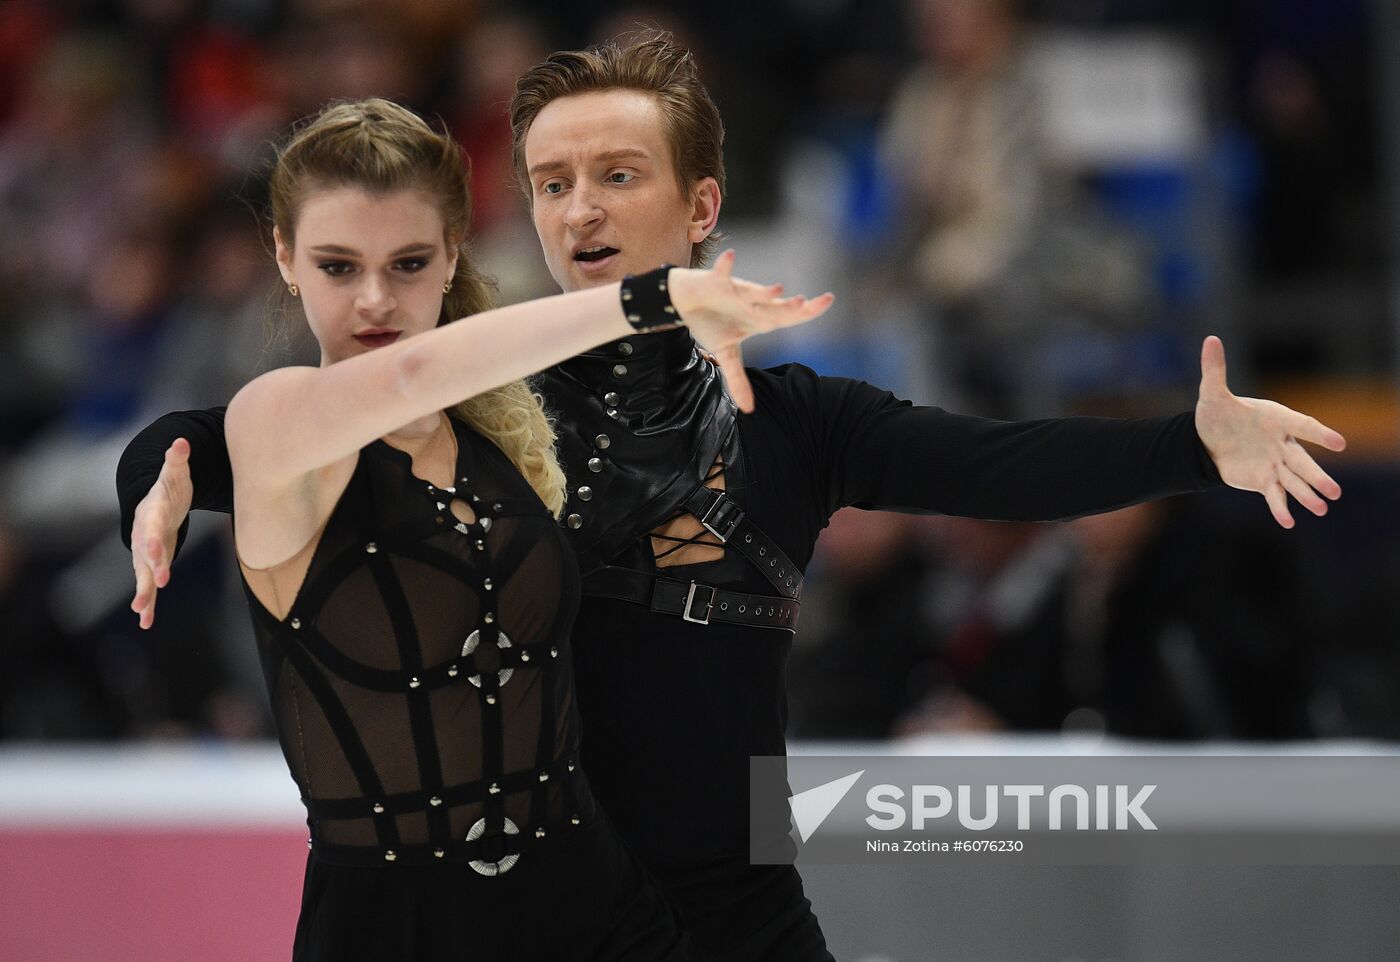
[788,770,864,843]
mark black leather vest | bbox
[536,327,735,576]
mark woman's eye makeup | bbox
[315,257,431,276]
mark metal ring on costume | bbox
[462,628,514,687]
[466,816,520,876]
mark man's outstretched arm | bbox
[116,407,232,628]
[789,337,1344,525]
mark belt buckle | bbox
[683,581,716,625]
[699,492,742,543]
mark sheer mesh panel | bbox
[240,415,589,864]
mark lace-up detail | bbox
[650,457,727,566]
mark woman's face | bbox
[274,186,458,365]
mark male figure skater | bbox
[120,32,1345,961]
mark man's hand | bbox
[1195,335,1347,528]
[130,438,193,629]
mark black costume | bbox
[119,328,1222,961]
[224,414,690,959]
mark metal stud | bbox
[606,408,619,419]
[409,677,421,689]
[434,848,445,858]
[571,816,581,825]
[588,457,603,473]
[604,391,620,406]
[493,503,503,512]
[779,569,785,578]
[520,651,531,662]
[549,647,558,658]
[384,850,397,862]
[768,607,775,616]
[567,514,582,529]
[436,501,446,510]
[759,546,766,556]
[567,761,575,772]
[739,605,747,613]
[476,539,485,551]
[770,559,777,567]
[364,542,378,554]
[577,486,593,502]
[535,827,547,838]
[745,534,753,543]
[448,666,459,677]
[430,796,442,807]
[485,694,497,705]
[594,434,611,449]
[373,802,385,813]
[664,305,676,315]
[435,516,445,525]
[618,341,633,356]
[454,521,470,535]
[289,617,301,630]
[720,602,728,611]
[484,612,495,624]
[627,313,641,324]
[307,837,313,850]
[483,578,493,591]
[538,771,549,782]
[612,364,628,378]
[479,517,491,533]
[489,782,501,794]
[621,289,633,301]
[657,279,667,292]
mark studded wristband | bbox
[619,264,682,332]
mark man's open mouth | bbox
[574,246,619,262]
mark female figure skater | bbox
[218,98,829,959]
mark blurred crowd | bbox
[0,0,1394,743]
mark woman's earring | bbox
[443,280,452,294]
[288,283,299,297]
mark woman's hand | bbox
[667,250,835,412]
[129,438,193,629]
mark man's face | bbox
[523,89,718,292]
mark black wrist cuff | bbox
[620,264,682,332]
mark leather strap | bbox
[583,565,800,631]
[679,485,804,600]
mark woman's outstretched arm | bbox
[225,255,832,490]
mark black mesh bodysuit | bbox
[238,415,690,961]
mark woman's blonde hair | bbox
[267,97,566,516]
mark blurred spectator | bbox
[880,0,1166,417]
[889,500,1317,740]
[444,12,557,304]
